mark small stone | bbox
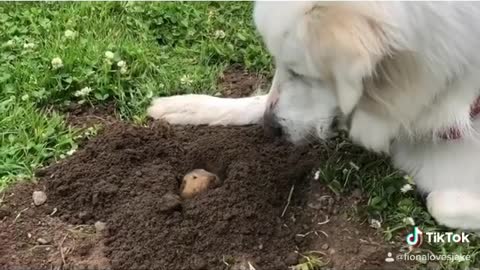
[37,237,51,245]
[158,192,182,213]
[190,255,207,270]
[231,260,259,270]
[32,191,47,206]
[94,221,107,234]
[78,211,93,222]
[27,233,32,238]
[0,205,11,218]
[285,252,299,265]
[321,243,329,250]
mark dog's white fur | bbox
[148,2,480,230]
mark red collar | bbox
[439,96,480,140]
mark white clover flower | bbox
[104,51,115,60]
[66,148,77,156]
[64,29,77,39]
[403,217,415,226]
[400,184,413,193]
[180,75,193,86]
[117,60,128,74]
[117,60,126,68]
[74,86,93,97]
[51,57,64,70]
[370,219,382,229]
[23,42,35,49]
[21,94,29,101]
[214,30,226,39]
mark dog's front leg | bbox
[147,94,267,126]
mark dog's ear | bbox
[305,5,389,115]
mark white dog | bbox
[148,2,480,230]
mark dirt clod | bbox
[190,255,208,270]
[95,221,107,234]
[158,192,182,213]
[36,237,51,245]
[285,252,299,266]
[230,260,259,270]
[32,191,47,206]
[0,205,11,218]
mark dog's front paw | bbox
[349,110,399,154]
[427,191,480,230]
[147,95,216,125]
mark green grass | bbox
[0,2,270,188]
[0,2,478,269]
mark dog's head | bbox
[254,2,391,143]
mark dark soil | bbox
[218,64,268,98]
[0,68,407,270]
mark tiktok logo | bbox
[406,226,423,247]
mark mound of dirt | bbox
[1,122,406,270]
[43,123,322,270]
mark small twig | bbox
[59,234,68,266]
[318,230,329,238]
[281,185,295,217]
[13,207,29,223]
[49,207,58,216]
[29,244,53,251]
[296,231,315,238]
[222,256,230,266]
[317,215,330,225]
[307,250,328,257]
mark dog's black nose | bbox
[263,112,283,138]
